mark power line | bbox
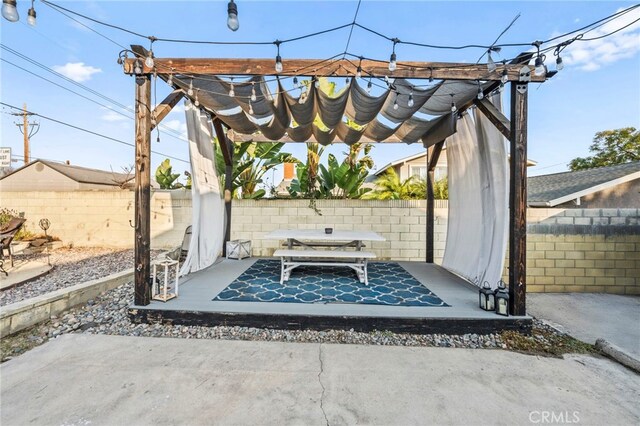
[1,44,188,142]
[0,102,189,164]
[40,0,640,55]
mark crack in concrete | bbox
[318,344,329,426]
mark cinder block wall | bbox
[232,199,448,262]
[1,190,191,249]
[518,208,639,295]
[2,192,638,294]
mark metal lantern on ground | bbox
[495,280,509,316]
[478,281,495,311]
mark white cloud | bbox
[100,107,130,122]
[550,7,640,72]
[53,62,102,82]
[162,119,188,139]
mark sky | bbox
[1,0,639,189]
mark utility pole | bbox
[11,103,40,164]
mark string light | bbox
[388,38,398,72]
[144,52,154,69]
[248,100,254,115]
[356,65,362,79]
[476,83,484,100]
[188,79,194,96]
[27,0,36,26]
[1,0,18,22]
[533,41,546,77]
[229,77,235,97]
[314,77,320,89]
[429,68,434,83]
[194,90,200,107]
[133,59,142,75]
[293,76,299,88]
[501,61,509,84]
[167,70,173,86]
[393,92,399,110]
[555,55,564,71]
[366,78,372,94]
[274,41,283,73]
[251,82,257,101]
[227,0,239,31]
[450,94,456,112]
[346,76,350,85]
[407,90,414,107]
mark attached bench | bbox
[273,249,376,285]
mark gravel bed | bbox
[0,248,159,307]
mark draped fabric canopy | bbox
[173,75,490,146]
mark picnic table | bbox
[262,229,385,285]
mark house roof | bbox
[1,160,135,187]
[374,149,537,176]
[528,161,640,207]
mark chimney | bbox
[283,163,294,180]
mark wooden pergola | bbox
[124,46,545,317]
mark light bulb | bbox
[275,55,283,73]
[229,85,235,97]
[451,102,457,113]
[167,74,173,86]
[134,60,142,75]
[188,80,194,96]
[27,6,36,26]
[477,87,484,100]
[144,54,154,69]
[227,0,239,31]
[501,68,509,84]
[556,56,564,71]
[408,92,414,107]
[366,80,372,94]
[251,83,257,101]
[314,79,320,89]
[534,56,545,76]
[346,77,350,85]
[388,52,397,72]
[393,101,399,110]
[1,0,19,22]
[293,76,299,88]
[248,102,254,115]
[487,52,497,73]
[194,94,200,107]
[356,66,362,79]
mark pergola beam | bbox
[426,141,445,264]
[150,89,184,131]
[509,83,528,316]
[473,97,511,140]
[212,118,234,256]
[123,58,545,82]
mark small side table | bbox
[152,258,179,302]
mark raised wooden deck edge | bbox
[128,308,532,336]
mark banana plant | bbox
[155,159,183,189]
[215,140,297,199]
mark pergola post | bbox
[212,119,234,256]
[134,75,152,306]
[509,83,528,316]
[426,141,444,263]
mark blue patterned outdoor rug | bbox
[213,259,449,307]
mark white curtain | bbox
[441,95,509,289]
[180,101,225,275]
[474,94,509,288]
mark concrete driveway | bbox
[528,293,640,359]
[2,334,639,425]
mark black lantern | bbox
[478,281,495,311]
[495,280,509,316]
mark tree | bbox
[155,159,183,189]
[215,141,296,199]
[569,127,639,171]
[363,169,424,200]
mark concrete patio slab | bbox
[528,293,640,359]
[2,334,638,425]
[0,260,52,290]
